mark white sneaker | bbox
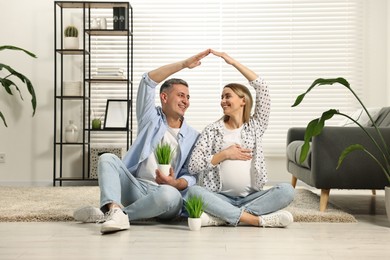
[259,210,293,228]
[73,206,104,223]
[200,212,226,227]
[100,208,130,234]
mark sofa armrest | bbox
[310,126,390,188]
[286,127,306,145]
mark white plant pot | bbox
[385,186,390,223]
[158,164,171,176]
[64,37,79,49]
[188,217,201,231]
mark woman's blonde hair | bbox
[223,83,253,124]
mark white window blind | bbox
[92,0,364,155]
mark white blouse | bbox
[189,77,271,193]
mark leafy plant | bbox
[64,25,78,37]
[0,45,37,127]
[184,195,206,218]
[292,77,390,183]
[155,142,173,164]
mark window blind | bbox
[91,0,364,156]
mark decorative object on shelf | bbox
[91,109,102,130]
[104,99,129,130]
[90,18,100,29]
[185,195,206,231]
[90,147,126,179]
[155,142,174,176]
[91,67,125,79]
[113,7,127,30]
[92,118,102,130]
[100,18,107,29]
[64,120,79,143]
[64,25,79,49]
[0,45,37,127]
[63,81,82,96]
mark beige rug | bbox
[0,186,357,223]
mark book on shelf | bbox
[113,7,127,30]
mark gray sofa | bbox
[286,107,390,211]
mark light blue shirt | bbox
[122,73,199,194]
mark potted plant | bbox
[91,110,102,130]
[292,77,390,222]
[155,142,174,176]
[64,25,79,49]
[0,45,37,127]
[184,195,206,231]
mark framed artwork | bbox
[104,99,129,130]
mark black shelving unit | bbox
[53,1,133,186]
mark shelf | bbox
[87,30,132,36]
[56,49,88,55]
[87,128,132,132]
[55,95,86,99]
[54,1,133,186]
[55,142,85,145]
[56,1,129,9]
[54,177,97,181]
[87,78,129,83]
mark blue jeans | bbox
[186,183,295,226]
[98,153,183,221]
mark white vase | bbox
[158,164,171,176]
[385,186,390,223]
[188,218,201,231]
[65,120,79,143]
[64,37,79,49]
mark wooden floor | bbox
[0,188,389,260]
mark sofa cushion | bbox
[286,140,311,169]
[375,107,390,127]
[338,107,382,127]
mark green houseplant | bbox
[64,25,79,49]
[155,142,173,164]
[0,45,37,127]
[64,25,78,37]
[155,142,174,176]
[184,195,206,231]
[292,77,390,222]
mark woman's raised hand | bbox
[210,49,235,65]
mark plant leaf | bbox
[0,63,36,115]
[0,111,8,127]
[299,109,338,163]
[0,45,37,58]
[337,144,365,169]
[292,77,350,107]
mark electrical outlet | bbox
[0,153,5,163]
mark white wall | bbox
[0,0,388,186]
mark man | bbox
[74,49,210,234]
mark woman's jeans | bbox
[98,153,182,221]
[187,183,295,226]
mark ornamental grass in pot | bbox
[184,195,206,231]
[155,142,174,176]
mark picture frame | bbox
[103,99,130,130]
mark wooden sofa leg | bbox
[320,189,330,212]
[372,189,376,195]
[291,176,297,188]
